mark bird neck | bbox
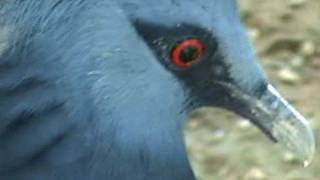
[84,72,196,179]
[50,54,195,178]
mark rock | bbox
[212,129,226,140]
[311,58,320,69]
[245,168,267,180]
[262,35,303,54]
[248,28,260,41]
[283,152,299,163]
[188,119,201,129]
[300,41,316,57]
[280,12,294,22]
[288,0,306,8]
[277,68,301,84]
[236,119,252,130]
[290,56,304,68]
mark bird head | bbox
[118,0,315,164]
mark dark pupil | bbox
[179,46,199,63]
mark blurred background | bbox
[185,0,320,179]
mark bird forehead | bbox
[119,0,238,28]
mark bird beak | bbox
[219,82,315,166]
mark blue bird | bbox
[0,0,315,180]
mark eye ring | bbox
[170,38,205,68]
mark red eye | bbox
[170,38,205,68]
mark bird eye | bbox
[170,38,205,68]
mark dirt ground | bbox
[185,0,320,180]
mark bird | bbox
[0,0,315,180]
